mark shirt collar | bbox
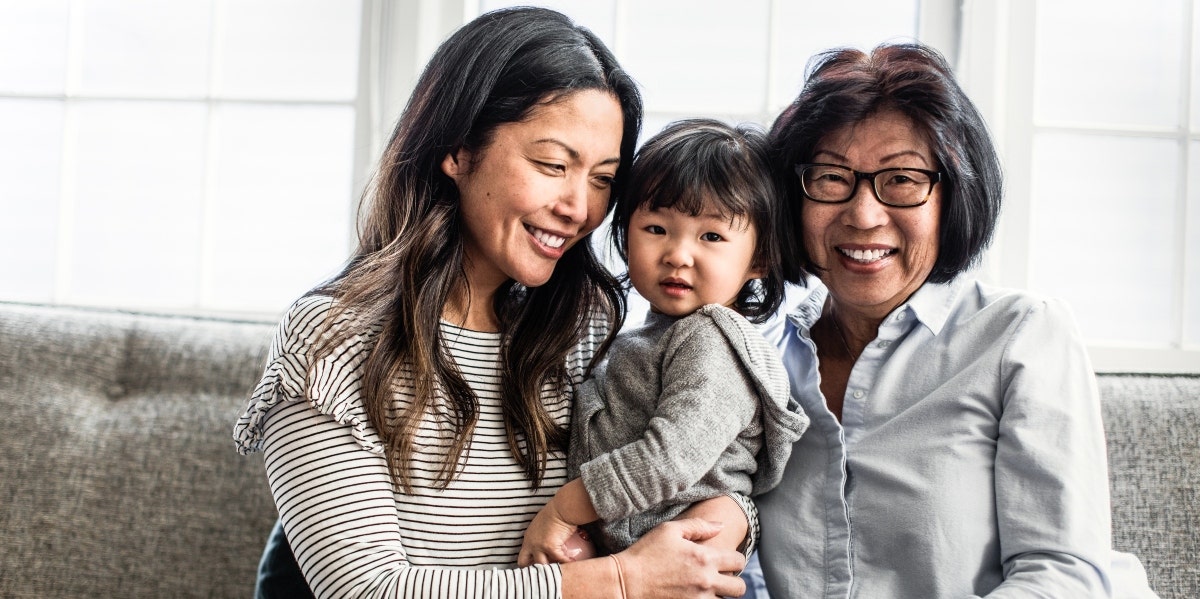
[784,275,965,336]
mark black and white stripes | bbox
[235,296,608,598]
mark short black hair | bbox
[769,42,1003,284]
[612,118,784,322]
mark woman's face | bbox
[802,109,941,320]
[443,89,624,291]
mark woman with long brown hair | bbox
[233,7,747,599]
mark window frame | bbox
[960,0,1199,373]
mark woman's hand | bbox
[619,518,747,598]
[677,495,750,556]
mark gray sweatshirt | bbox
[568,303,809,552]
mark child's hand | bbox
[518,500,590,566]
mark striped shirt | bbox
[234,295,608,598]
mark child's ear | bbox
[748,259,767,280]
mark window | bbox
[0,0,362,315]
[4,1,1190,373]
[961,0,1199,372]
[477,0,932,135]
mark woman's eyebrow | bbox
[533,138,620,166]
[812,148,930,165]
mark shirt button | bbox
[896,313,906,321]
[878,340,891,349]
[852,390,864,399]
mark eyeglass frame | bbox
[794,163,943,208]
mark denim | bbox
[255,519,314,599]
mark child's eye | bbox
[643,225,666,235]
[701,232,725,242]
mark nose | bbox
[551,176,591,224]
[662,239,693,268]
[840,178,889,229]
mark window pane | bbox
[206,104,355,313]
[217,0,362,101]
[623,0,770,114]
[1187,142,1200,346]
[1029,132,1177,346]
[79,0,212,98]
[1035,0,1184,128]
[1192,6,1200,132]
[0,100,63,301]
[480,1,616,46]
[0,0,70,95]
[772,0,919,110]
[69,101,207,308]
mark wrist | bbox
[560,556,625,599]
[554,478,599,526]
[609,554,628,599]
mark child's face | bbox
[626,203,762,317]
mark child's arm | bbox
[677,495,749,553]
[519,478,598,565]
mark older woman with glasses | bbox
[754,43,1155,597]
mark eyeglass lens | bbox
[801,165,934,206]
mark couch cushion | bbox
[1100,373,1200,599]
[0,302,278,598]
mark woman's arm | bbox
[263,400,748,599]
[986,298,1113,598]
[562,519,748,598]
[261,400,564,598]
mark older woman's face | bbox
[802,109,941,320]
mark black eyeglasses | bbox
[795,163,942,207]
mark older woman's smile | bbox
[837,245,897,264]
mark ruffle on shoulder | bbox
[233,295,384,455]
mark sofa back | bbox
[1100,374,1200,598]
[0,302,1197,597]
[0,303,277,598]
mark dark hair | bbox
[314,7,642,490]
[612,118,784,322]
[768,42,1003,284]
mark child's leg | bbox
[676,495,749,553]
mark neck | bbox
[444,281,501,333]
[826,299,880,357]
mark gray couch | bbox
[0,302,1197,598]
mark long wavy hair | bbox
[311,7,641,491]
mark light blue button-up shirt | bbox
[755,277,1115,598]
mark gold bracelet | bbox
[609,554,628,599]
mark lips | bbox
[660,277,693,296]
[526,225,568,249]
[837,247,897,264]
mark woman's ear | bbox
[441,148,469,181]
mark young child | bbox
[519,118,809,565]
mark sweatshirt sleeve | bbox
[579,311,763,522]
